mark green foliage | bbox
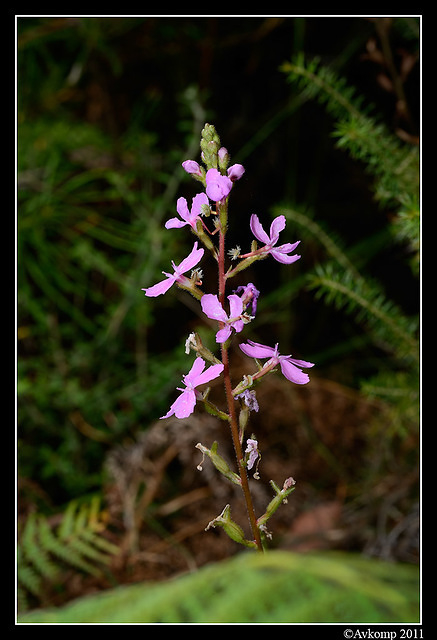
[17,73,207,501]
[18,550,420,623]
[279,50,419,437]
[281,52,420,273]
[18,496,119,612]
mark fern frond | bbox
[18,550,420,624]
[17,497,119,612]
[281,55,420,237]
[309,262,419,363]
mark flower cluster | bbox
[141,124,313,550]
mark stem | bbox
[217,202,263,552]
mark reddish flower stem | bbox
[217,205,263,552]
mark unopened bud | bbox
[227,163,245,182]
[218,147,230,171]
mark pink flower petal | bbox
[176,242,204,274]
[269,215,286,243]
[239,340,276,359]
[279,358,311,384]
[184,357,206,384]
[288,357,315,369]
[141,276,175,297]
[205,168,233,201]
[192,362,224,386]
[201,294,228,322]
[250,214,270,245]
[228,294,244,319]
[270,249,301,265]
[216,325,232,343]
[176,196,191,222]
[165,388,197,419]
[191,192,209,216]
[165,217,188,229]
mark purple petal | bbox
[279,357,311,384]
[201,294,228,322]
[250,214,270,245]
[239,340,276,359]
[176,242,204,274]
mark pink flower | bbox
[141,242,204,297]
[201,293,246,343]
[250,214,301,264]
[239,340,314,385]
[161,357,224,419]
[165,193,209,230]
[205,168,233,201]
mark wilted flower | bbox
[245,438,259,470]
[233,282,260,315]
[235,388,259,412]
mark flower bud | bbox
[227,163,245,182]
[182,160,201,175]
[218,147,230,171]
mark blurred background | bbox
[17,16,420,612]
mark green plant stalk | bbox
[217,202,263,552]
